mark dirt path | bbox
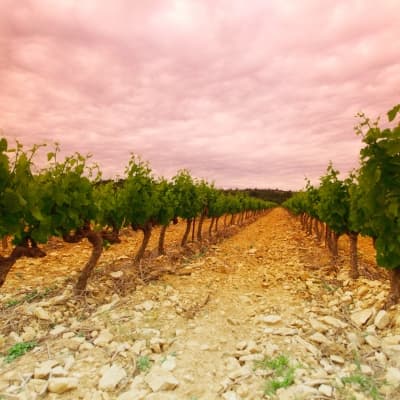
[1,208,400,400]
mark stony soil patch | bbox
[1,208,400,400]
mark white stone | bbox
[48,377,78,394]
[63,355,75,370]
[34,360,58,379]
[131,339,147,355]
[347,332,363,349]
[277,384,318,400]
[228,366,251,380]
[245,340,258,353]
[144,368,179,392]
[350,308,373,327]
[295,337,321,357]
[9,331,22,343]
[21,326,37,341]
[382,335,400,345]
[33,306,52,321]
[98,365,127,391]
[309,318,329,332]
[365,335,381,348]
[260,315,282,324]
[95,300,118,314]
[146,393,178,400]
[309,332,331,345]
[236,341,247,350]
[263,327,298,336]
[51,366,68,377]
[320,316,348,328]
[222,391,239,400]
[318,384,333,397]
[385,367,400,387]
[136,300,155,311]
[320,358,335,374]
[50,325,67,336]
[26,378,48,394]
[360,364,373,375]
[330,355,345,364]
[93,329,114,346]
[225,356,241,371]
[118,389,149,400]
[374,352,387,366]
[382,344,400,359]
[110,271,123,278]
[161,356,176,371]
[374,310,390,329]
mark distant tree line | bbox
[223,188,294,204]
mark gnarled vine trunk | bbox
[64,224,104,293]
[101,226,121,244]
[191,217,196,242]
[0,243,46,288]
[215,217,220,232]
[325,226,331,249]
[2,236,8,250]
[306,216,313,235]
[387,268,400,307]
[197,211,206,242]
[329,230,340,264]
[181,218,192,246]
[348,231,359,279]
[158,224,168,255]
[134,221,153,263]
[75,231,103,293]
[314,219,320,241]
[317,221,324,242]
[208,217,215,237]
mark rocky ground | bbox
[0,208,400,400]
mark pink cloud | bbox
[0,0,399,190]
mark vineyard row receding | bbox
[0,142,276,293]
[283,103,400,306]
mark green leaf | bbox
[31,207,44,222]
[0,138,7,152]
[388,104,400,122]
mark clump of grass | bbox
[341,373,382,400]
[137,355,151,372]
[254,354,296,396]
[339,353,383,400]
[4,287,56,308]
[5,341,37,363]
[5,299,20,308]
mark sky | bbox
[1,0,399,190]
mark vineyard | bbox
[0,104,399,400]
[283,104,400,307]
[0,142,274,293]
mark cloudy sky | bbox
[1,0,399,190]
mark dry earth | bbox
[1,208,400,400]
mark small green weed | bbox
[254,354,297,396]
[265,369,295,395]
[22,289,39,302]
[320,279,337,292]
[341,373,382,400]
[5,341,37,363]
[255,354,290,374]
[137,355,151,372]
[23,287,54,303]
[5,299,20,308]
